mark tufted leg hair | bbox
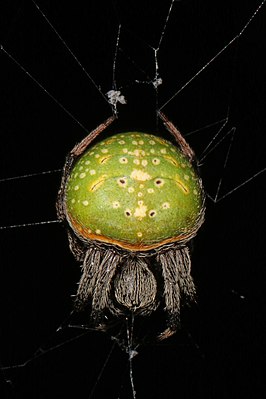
[157,246,196,340]
[74,246,102,311]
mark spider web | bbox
[1,1,266,398]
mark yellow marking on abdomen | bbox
[175,175,189,194]
[89,176,106,192]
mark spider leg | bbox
[74,245,123,331]
[158,111,195,162]
[90,250,122,323]
[74,246,102,311]
[156,246,196,340]
[67,229,87,262]
[69,115,116,158]
[56,115,116,221]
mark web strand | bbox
[112,24,122,93]
[31,0,110,108]
[0,169,62,183]
[152,0,176,85]
[0,331,88,372]
[1,45,89,133]
[157,0,175,50]
[0,220,59,230]
[88,342,117,399]
[159,0,266,111]
[126,314,137,399]
[208,166,266,203]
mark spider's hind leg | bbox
[74,245,102,311]
[74,245,123,329]
[156,246,196,340]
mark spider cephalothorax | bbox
[57,112,205,339]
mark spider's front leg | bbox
[56,115,116,222]
[158,111,195,162]
[157,246,196,340]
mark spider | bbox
[56,111,205,340]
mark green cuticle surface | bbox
[65,132,204,245]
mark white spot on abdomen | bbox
[134,203,147,218]
[130,169,151,181]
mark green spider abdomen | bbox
[65,132,205,250]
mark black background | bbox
[0,1,266,398]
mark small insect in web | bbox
[56,111,205,341]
